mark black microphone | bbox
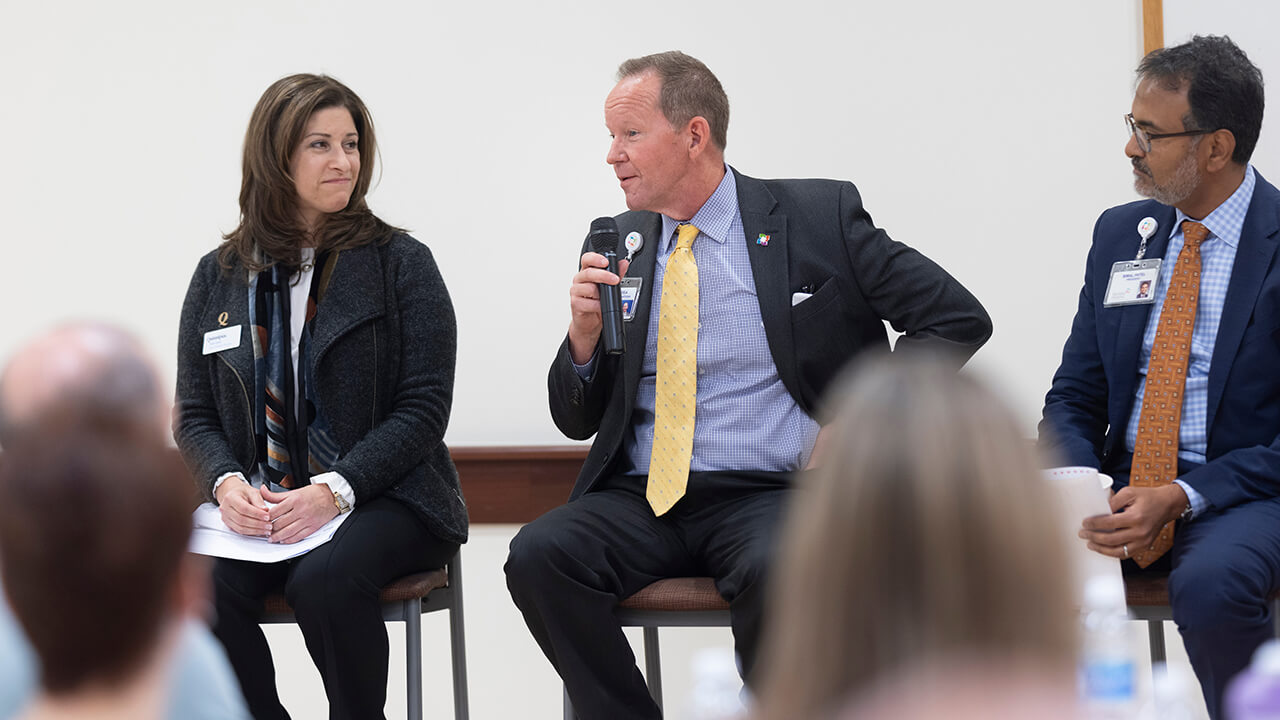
[589,217,625,355]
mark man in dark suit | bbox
[505,50,992,719]
[1040,36,1277,719]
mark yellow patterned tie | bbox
[648,223,700,516]
[1129,220,1208,568]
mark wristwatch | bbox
[1179,502,1194,522]
[333,491,352,514]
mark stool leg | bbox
[449,591,469,719]
[643,626,663,712]
[407,601,422,720]
[1148,618,1167,671]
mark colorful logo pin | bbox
[756,234,770,246]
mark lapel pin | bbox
[756,234,770,246]
[218,312,229,327]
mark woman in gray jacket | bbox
[175,73,467,720]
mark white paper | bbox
[189,501,351,563]
[1044,466,1124,606]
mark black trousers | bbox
[505,470,792,720]
[212,496,458,720]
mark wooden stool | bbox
[260,551,469,720]
[563,577,731,720]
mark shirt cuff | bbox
[312,471,356,509]
[1173,478,1208,520]
[572,347,598,381]
[211,471,246,503]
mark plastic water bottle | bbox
[1140,662,1199,720]
[1226,639,1280,719]
[686,647,747,720]
[1080,575,1138,718]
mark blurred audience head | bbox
[755,355,1077,720]
[0,322,198,701]
[829,659,1083,720]
[0,410,195,696]
[0,322,165,446]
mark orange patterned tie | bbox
[647,223,700,516]
[1129,220,1208,567]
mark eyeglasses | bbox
[1125,113,1213,153]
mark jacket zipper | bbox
[216,353,256,465]
[370,324,379,427]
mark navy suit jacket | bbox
[1040,171,1280,511]
[549,168,993,500]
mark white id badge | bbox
[202,325,242,355]
[619,277,644,321]
[1103,259,1162,307]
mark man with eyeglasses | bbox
[1040,35,1277,720]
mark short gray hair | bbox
[617,50,730,150]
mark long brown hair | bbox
[218,73,398,272]
[754,356,1077,720]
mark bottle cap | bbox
[1252,639,1280,675]
[1083,575,1126,611]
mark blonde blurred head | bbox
[754,355,1077,720]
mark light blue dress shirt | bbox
[1123,165,1256,518]
[0,583,250,720]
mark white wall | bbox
[1165,0,1280,176]
[6,1,1264,718]
[1,0,1148,441]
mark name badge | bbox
[1103,259,1161,307]
[619,277,644,321]
[203,325,242,355]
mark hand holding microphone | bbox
[566,217,631,364]
[589,217,626,355]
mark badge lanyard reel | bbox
[1103,217,1162,307]
[618,231,645,322]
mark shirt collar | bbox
[660,165,738,253]
[1173,164,1255,249]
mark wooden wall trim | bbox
[450,445,588,524]
[1143,0,1163,56]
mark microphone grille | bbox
[589,217,620,254]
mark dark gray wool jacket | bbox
[174,233,468,545]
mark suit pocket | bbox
[792,276,842,323]
[1238,318,1280,351]
[791,277,860,410]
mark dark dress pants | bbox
[1112,458,1280,720]
[505,470,791,720]
[1161,496,1280,720]
[212,496,458,720]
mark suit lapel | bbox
[621,213,663,408]
[202,270,254,383]
[1207,175,1280,430]
[736,171,800,403]
[1109,206,1177,422]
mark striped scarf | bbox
[248,251,342,489]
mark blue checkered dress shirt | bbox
[576,167,820,474]
[1124,165,1257,516]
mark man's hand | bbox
[215,475,272,537]
[567,252,630,365]
[1080,483,1189,559]
[261,484,340,544]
